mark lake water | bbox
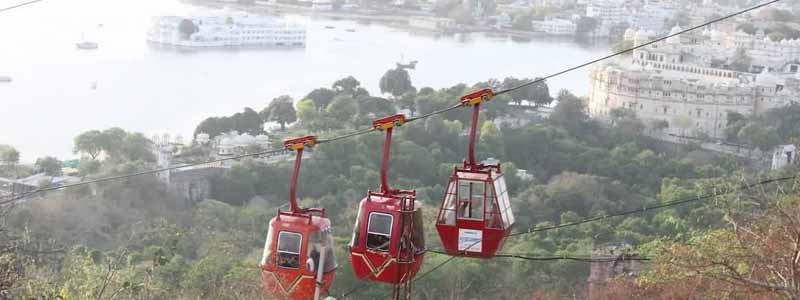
[0,0,610,162]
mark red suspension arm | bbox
[380,127,393,195]
[467,103,480,167]
[460,88,493,169]
[289,147,303,213]
[284,135,317,214]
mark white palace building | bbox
[147,15,306,48]
[588,25,800,139]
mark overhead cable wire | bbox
[493,0,782,96]
[508,174,798,237]
[427,249,651,262]
[406,102,465,123]
[317,127,376,144]
[335,0,786,296]
[0,148,289,205]
[0,0,44,13]
[382,173,798,299]
[0,102,464,206]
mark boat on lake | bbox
[0,76,11,83]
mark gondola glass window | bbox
[366,213,393,252]
[458,180,485,220]
[277,232,302,269]
[307,230,337,273]
[260,227,276,266]
[351,205,364,247]
[493,175,514,228]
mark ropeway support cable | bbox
[0,148,289,205]
[362,173,798,299]
[0,0,44,13]
[427,249,651,262]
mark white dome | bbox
[624,28,636,40]
[669,24,682,35]
[667,25,682,43]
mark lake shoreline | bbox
[184,0,587,40]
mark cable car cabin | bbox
[260,211,337,300]
[350,192,425,284]
[435,163,514,258]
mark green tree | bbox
[664,11,689,29]
[73,130,104,160]
[549,90,589,136]
[120,133,156,162]
[478,121,506,159]
[178,19,198,39]
[305,88,336,111]
[379,67,414,98]
[332,76,361,95]
[398,91,418,116]
[729,48,751,72]
[763,103,800,141]
[35,156,63,176]
[296,98,322,131]
[0,145,20,172]
[100,127,127,159]
[736,23,757,34]
[357,96,396,121]
[501,77,552,107]
[78,157,101,176]
[232,107,264,135]
[326,94,358,125]
[260,95,297,131]
[738,123,780,151]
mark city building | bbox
[626,4,675,33]
[214,131,270,156]
[586,0,625,25]
[462,0,490,18]
[195,132,211,145]
[531,18,577,35]
[588,26,800,139]
[587,242,646,300]
[771,144,797,170]
[408,16,457,31]
[311,0,334,10]
[147,15,306,48]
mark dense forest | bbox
[2,68,799,299]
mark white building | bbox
[408,17,456,31]
[214,131,271,156]
[627,5,675,33]
[587,25,800,139]
[586,0,624,25]
[532,18,577,35]
[771,144,797,170]
[195,133,211,145]
[147,15,306,48]
[312,0,334,10]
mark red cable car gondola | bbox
[435,89,515,258]
[260,136,337,300]
[350,114,426,290]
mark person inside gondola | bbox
[457,200,470,219]
[307,248,320,273]
[368,234,391,251]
